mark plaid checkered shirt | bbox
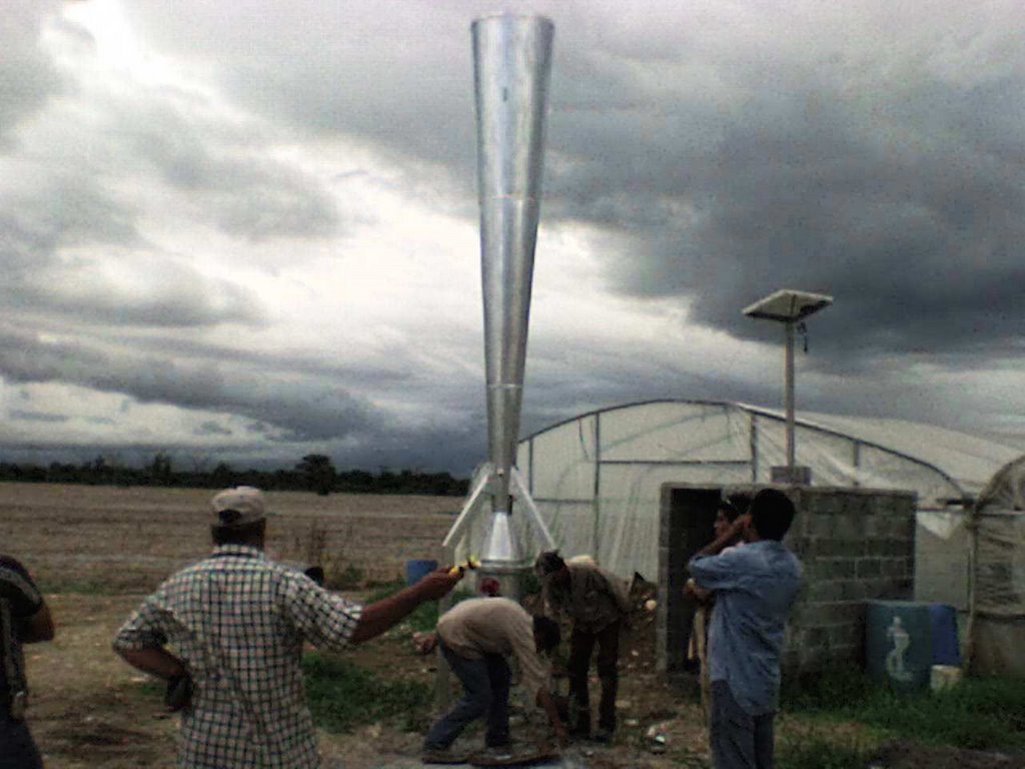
[113,545,363,769]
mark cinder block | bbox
[811,514,838,538]
[822,558,857,580]
[811,601,864,625]
[858,515,880,538]
[881,557,911,578]
[856,558,882,578]
[808,580,844,602]
[834,514,865,542]
[840,581,868,601]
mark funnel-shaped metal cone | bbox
[481,509,519,566]
[472,15,554,512]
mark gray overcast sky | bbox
[1,0,1024,474]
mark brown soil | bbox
[871,740,1025,769]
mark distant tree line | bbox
[0,452,469,497]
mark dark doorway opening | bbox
[662,487,722,677]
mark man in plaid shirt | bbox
[113,486,461,769]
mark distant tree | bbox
[211,461,235,488]
[148,451,173,486]
[297,454,336,496]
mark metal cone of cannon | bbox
[443,14,557,600]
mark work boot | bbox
[470,745,516,765]
[570,708,591,740]
[421,746,469,764]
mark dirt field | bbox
[0,483,460,591]
[4,483,1022,769]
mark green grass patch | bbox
[782,669,1025,753]
[776,730,874,769]
[303,652,432,733]
[364,583,479,633]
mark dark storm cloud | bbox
[585,78,1025,364]
[120,1,1025,365]
[0,327,384,442]
[101,95,343,242]
[0,178,140,268]
[0,180,265,329]
[122,1,479,164]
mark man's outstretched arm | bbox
[350,568,462,644]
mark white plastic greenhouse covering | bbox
[968,455,1025,677]
[501,399,1022,582]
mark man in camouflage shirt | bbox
[1,554,55,769]
[114,486,460,769]
[535,551,632,743]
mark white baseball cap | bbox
[210,486,267,527]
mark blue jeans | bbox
[709,681,774,769]
[424,642,511,750]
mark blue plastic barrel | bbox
[928,603,962,666]
[405,559,438,586]
[866,600,933,691]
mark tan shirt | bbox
[437,597,548,699]
[543,562,632,633]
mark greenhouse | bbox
[968,455,1025,676]
[507,399,1021,584]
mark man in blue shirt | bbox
[688,489,803,769]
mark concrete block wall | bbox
[782,486,916,672]
[657,484,917,678]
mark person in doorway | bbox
[113,486,462,769]
[686,497,746,720]
[534,550,632,743]
[688,496,747,603]
[1,555,55,769]
[688,488,803,769]
[419,597,567,764]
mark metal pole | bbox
[472,14,554,599]
[784,320,795,470]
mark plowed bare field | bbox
[0,482,459,592]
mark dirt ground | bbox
[5,483,1024,769]
[29,592,1024,769]
[23,591,711,769]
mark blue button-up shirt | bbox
[689,540,803,716]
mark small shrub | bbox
[326,563,365,590]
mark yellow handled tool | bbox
[449,555,482,576]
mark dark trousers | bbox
[709,680,775,769]
[0,709,43,769]
[567,621,620,733]
[424,642,511,750]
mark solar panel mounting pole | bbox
[785,318,796,471]
[742,289,833,484]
